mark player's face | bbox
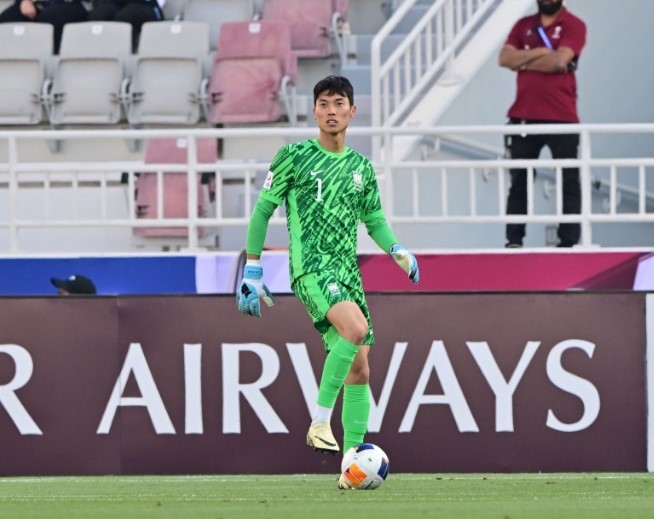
[313,91,356,134]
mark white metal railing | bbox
[1,123,654,253]
[371,0,500,128]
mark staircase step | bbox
[393,4,431,34]
[353,33,406,65]
[340,64,372,95]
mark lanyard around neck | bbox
[536,25,553,49]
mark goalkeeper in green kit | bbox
[237,76,419,487]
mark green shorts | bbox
[292,272,374,350]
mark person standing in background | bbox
[499,0,586,248]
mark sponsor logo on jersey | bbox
[352,171,363,192]
[310,170,323,176]
[263,171,273,190]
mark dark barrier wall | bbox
[0,293,646,475]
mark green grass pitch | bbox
[1,473,653,519]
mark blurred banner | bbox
[0,293,649,475]
[0,250,645,296]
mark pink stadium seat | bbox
[133,138,217,237]
[205,20,297,124]
[261,0,348,59]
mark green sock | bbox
[316,336,358,409]
[342,383,370,451]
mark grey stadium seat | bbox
[0,23,53,125]
[161,0,186,20]
[127,21,210,126]
[47,22,132,126]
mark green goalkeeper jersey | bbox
[259,139,384,287]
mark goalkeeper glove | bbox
[236,261,275,317]
[390,244,420,285]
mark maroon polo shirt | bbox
[505,7,586,122]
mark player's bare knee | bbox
[348,322,368,345]
[356,365,371,383]
[348,363,370,384]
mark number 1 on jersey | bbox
[315,178,323,202]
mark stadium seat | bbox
[261,0,348,60]
[0,23,52,125]
[47,22,132,126]
[126,21,210,126]
[203,20,298,125]
[162,0,186,20]
[182,0,255,51]
[133,137,217,238]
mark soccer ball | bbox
[340,443,390,490]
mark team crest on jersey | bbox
[327,283,340,295]
[263,170,273,190]
[352,171,363,192]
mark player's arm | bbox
[237,198,278,317]
[498,43,551,71]
[364,214,420,285]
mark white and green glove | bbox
[390,244,420,285]
[236,261,275,317]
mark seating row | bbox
[0,20,298,127]
[165,0,348,56]
[0,0,348,127]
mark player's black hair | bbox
[313,76,354,106]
